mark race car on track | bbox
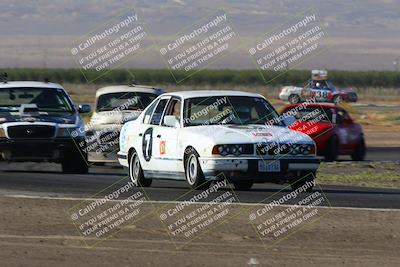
[279,70,358,104]
[86,84,165,164]
[281,103,366,161]
[118,91,320,191]
[0,77,91,173]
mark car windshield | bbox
[97,92,158,112]
[183,96,283,126]
[0,87,74,113]
[283,106,333,123]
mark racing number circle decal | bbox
[142,128,153,161]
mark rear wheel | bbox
[61,150,88,174]
[184,149,209,189]
[290,171,315,192]
[289,94,301,104]
[233,181,253,191]
[324,135,339,162]
[333,95,342,104]
[129,151,152,187]
[351,136,366,161]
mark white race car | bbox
[118,91,320,190]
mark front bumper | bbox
[200,156,320,183]
[86,128,120,163]
[0,137,85,162]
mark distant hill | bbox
[0,0,399,70]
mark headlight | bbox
[0,127,6,138]
[57,127,83,137]
[212,144,253,156]
[290,144,316,155]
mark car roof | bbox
[96,85,165,97]
[0,81,65,90]
[163,90,264,99]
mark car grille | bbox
[7,125,56,139]
[256,143,291,155]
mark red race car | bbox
[281,103,366,161]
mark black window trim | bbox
[160,96,183,128]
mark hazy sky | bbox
[0,0,399,70]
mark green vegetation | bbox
[1,68,400,88]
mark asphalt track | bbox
[0,146,399,210]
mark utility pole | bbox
[43,48,48,69]
[394,56,399,71]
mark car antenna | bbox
[44,77,50,83]
[1,73,8,83]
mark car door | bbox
[139,96,170,171]
[313,80,330,102]
[335,109,356,152]
[151,97,184,178]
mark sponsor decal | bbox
[252,132,273,138]
[142,127,153,161]
[160,140,166,155]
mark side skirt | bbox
[143,170,186,180]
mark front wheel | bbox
[351,136,366,161]
[324,135,339,162]
[61,150,88,174]
[289,94,301,104]
[185,149,208,189]
[129,152,152,187]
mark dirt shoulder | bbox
[0,196,399,267]
[318,161,400,189]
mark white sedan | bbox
[118,91,320,190]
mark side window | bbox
[162,98,181,127]
[336,109,348,124]
[142,100,158,124]
[150,98,169,125]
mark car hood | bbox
[90,111,141,126]
[289,120,333,137]
[0,112,77,125]
[183,124,314,145]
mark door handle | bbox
[139,133,143,137]
[156,134,161,138]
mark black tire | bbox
[324,135,339,162]
[289,94,301,104]
[333,95,342,104]
[233,181,254,191]
[61,150,88,174]
[290,171,315,192]
[129,151,152,187]
[184,148,208,189]
[351,136,366,161]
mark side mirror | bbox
[164,115,180,128]
[78,104,91,113]
[283,115,296,126]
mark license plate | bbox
[258,160,280,172]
